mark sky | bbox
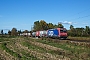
[0,0,90,33]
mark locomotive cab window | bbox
[63,30,67,33]
[60,29,67,33]
[60,30,63,32]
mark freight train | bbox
[32,28,67,39]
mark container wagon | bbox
[32,32,36,37]
[36,31,47,37]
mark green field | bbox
[68,36,90,40]
[0,36,90,60]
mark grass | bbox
[21,41,57,55]
[0,38,39,60]
[21,51,39,60]
[26,37,90,60]
[0,38,9,42]
[68,36,90,40]
[0,37,90,60]
[8,38,39,60]
[0,43,21,59]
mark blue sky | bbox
[0,0,90,33]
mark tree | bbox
[47,23,54,29]
[70,25,74,30]
[75,28,84,37]
[8,30,11,35]
[53,24,58,28]
[39,20,47,30]
[58,23,64,28]
[33,21,41,31]
[33,20,48,31]
[68,25,75,37]
[1,30,3,36]
[18,30,22,36]
[85,26,90,35]
[11,28,17,36]
[23,30,29,33]
[33,20,65,31]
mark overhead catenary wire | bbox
[69,14,90,21]
[62,8,90,21]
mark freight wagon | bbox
[22,33,31,37]
[32,32,36,37]
[36,31,47,37]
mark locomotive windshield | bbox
[60,29,67,33]
[63,30,67,32]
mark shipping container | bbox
[36,31,40,37]
[39,31,47,37]
[36,31,47,37]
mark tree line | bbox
[68,25,90,37]
[0,28,31,36]
[0,20,90,37]
[7,28,31,36]
[33,20,63,31]
[33,20,90,37]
